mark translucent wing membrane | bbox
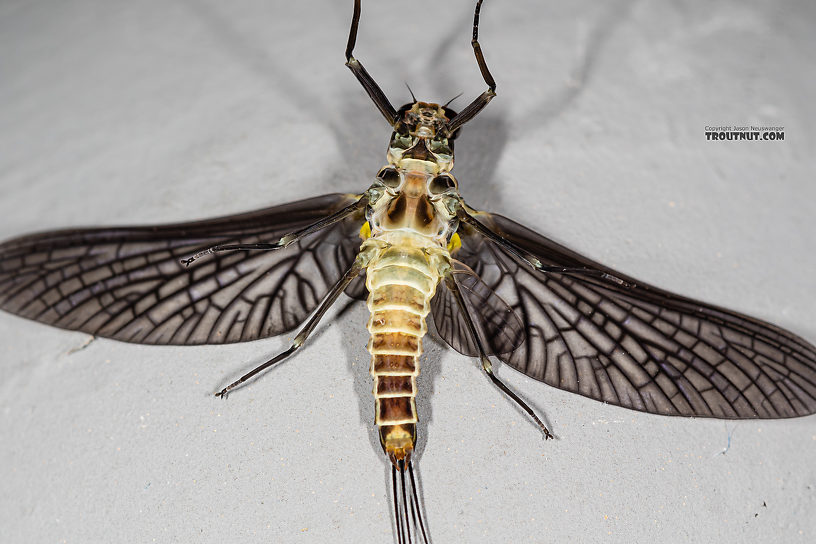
[454,212,816,419]
[344,270,369,301]
[431,260,524,356]
[0,194,365,345]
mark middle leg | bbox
[443,273,554,439]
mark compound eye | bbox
[429,174,457,195]
[377,167,401,189]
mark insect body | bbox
[1,1,815,543]
[365,102,459,468]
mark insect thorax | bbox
[365,101,462,247]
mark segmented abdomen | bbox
[366,241,441,465]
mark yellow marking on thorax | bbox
[447,232,461,253]
[359,221,371,240]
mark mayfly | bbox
[1,1,815,542]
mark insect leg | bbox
[444,0,497,135]
[345,0,398,125]
[455,205,633,287]
[215,251,369,397]
[181,194,368,266]
[443,273,554,440]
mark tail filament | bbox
[391,461,429,544]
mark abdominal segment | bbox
[365,242,442,467]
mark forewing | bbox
[431,261,524,357]
[454,212,816,419]
[0,194,365,345]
